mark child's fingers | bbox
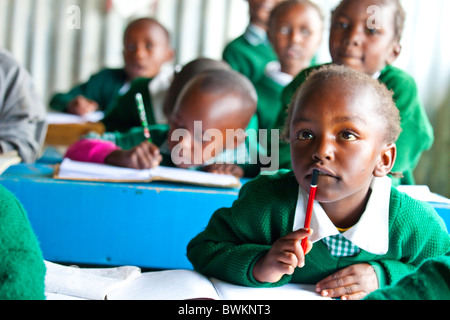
[283,228,313,242]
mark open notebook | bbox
[54,158,241,188]
[44,263,330,301]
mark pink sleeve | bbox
[65,139,121,164]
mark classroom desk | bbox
[0,163,241,270]
[1,163,449,271]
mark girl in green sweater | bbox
[187,65,449,300]
[273,0,434,186]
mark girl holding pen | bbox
[187,65,450,300]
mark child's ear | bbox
[373,143,397,177]
[165,48,176,63]
[386,42,402,65]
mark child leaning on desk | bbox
[186,65,450,300]
[273,0,434,186]
[50,18,174,118]
[65,69,262,178]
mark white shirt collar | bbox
[293,176,391,255]
[264,61,293,86]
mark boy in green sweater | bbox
[0,185,46,300]
[187,65,449,300]
[273,0,434,185]
[50,18,174,117]
[223,0,283,84]
[66,69,267,178]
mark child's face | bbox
[289,80,390,207]
[248,0,283,29]
[123,21,173,80]
[268,3,322,75]
[168,87,249,169]
[329,0,401,76]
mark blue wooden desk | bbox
[1,163,449,271]
[0,163,241,270]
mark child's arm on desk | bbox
[202,164,244,178]
[105,141,161,169]
[66,139,162,169]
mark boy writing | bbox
[254,0,323,132]
[65,69,262,178]
[273,0,434,185]
[187,65,449,300]
[50,18,174,119]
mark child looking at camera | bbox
[274,0,434,185]
[187,65,449,300]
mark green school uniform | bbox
[101,77,156,133]
[0,185,46,300]
[365,253,450,300]
[253,67,288,132]
[90,115,264,178]
[50,68,128,114]
[223,25,278,83]
[273,64,434,185]
[187,170,449,288]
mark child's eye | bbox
[296,131,314,140]
[366,28,379,35]
[335,21,349,29]
[278,26,291,36]
[338,131,358,141]
[301,28,311,37]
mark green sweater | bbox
[223,35,278,83]
[0,185,46,300]
[50,68,128,114]
[365,253,450,300]
[187,170,449,288]
[274,64,434,185]
[102,77,156,133]
[253,73,286,132]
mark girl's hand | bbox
[316,263,379,300]
[252,229,313,283]
[105,141,162,169]
[202,164,244,178]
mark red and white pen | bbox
[301,169,319,253]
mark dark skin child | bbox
[253,79,396,300]
[106,80,255,178]
[67,19,173,116]
[268,2,323,76]
[329,0,401,76]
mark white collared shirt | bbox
[292,176,392,255]
[264,61,293,87]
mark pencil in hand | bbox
[301,169,319,253]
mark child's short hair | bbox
[332,0,406,42]
[283,65,401,144]
[175,69,258,113]
[268,0,325,29]
[123,17,170,43]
